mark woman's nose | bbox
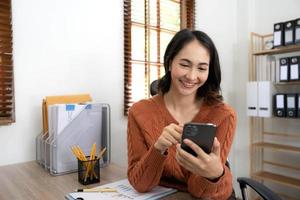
[185,68,197,80]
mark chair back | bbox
[150,80,159,96]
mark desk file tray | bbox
[36,103,111,175]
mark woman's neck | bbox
[164,87,202,124]
[164,91,197,110]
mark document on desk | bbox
[65,179,177,200]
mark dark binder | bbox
[286,94,297,118]
[279,57,289,82]
[274,94,286,117]
[295,18,300,44]
[298,94,300,118]
[289,56,300,81]
[273,22,284,47]
[284,20,295,46]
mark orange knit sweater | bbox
[127,94,237,200]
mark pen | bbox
[76,188,117,192]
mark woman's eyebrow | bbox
[179,58,192,64]
[199,62,209,66]
[180,58,209,66]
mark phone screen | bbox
[181,123,216,156]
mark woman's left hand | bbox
[175,137,224,180]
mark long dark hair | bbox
[158,29,223,105]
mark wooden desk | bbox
[0,161,197,200]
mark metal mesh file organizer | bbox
[36,103,111,175]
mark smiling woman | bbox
[127,29,237,200]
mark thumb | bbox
[211,137,221,156]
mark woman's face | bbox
[169,39,210,97]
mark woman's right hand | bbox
[154,123,183,153]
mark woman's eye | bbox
[198,67,207,71]
[180,63,189,67]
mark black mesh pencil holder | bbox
[78,157,100,185]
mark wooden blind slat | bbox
[0,65,13,70]
[0,95,13,100]
[0,7,10,14]
[0,102,12,106]
[0,61,13,65]
[0,24,12,31]
[0,19,11,25]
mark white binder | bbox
[258,81,274,117]
[247,82,258,116]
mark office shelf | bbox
[253,44,300,56]
[263,131,300,138]
[253,171,300,190]
[277,193,300,200]
[253,142,300,153]
[263,160,300,171]
[275,81,300,85]
[249,32,300,198]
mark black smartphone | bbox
[181,122,217,156]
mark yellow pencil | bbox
[85,143,96,181]
[97,147,107,159]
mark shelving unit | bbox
[249,32,300,200]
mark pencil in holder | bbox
[77,156,100,185]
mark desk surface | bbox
[0,161,197,200]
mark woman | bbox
[127,29,236,200]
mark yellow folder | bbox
[42,94,92,135]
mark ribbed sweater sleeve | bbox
[127,108,166,193]
[187,110,237,200]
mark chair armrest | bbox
[237,177,282,200]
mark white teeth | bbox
[181,81,195,88]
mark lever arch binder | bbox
[298,94,300,118]
[274,94,286,117]
[289,56,300,81]
[247,82,258,116]
[296,18,300,44]
[286,94,297,118]
[279,57,289,82]
[284,20,295,45]
[273,22,284,47]
[258,81,274,117]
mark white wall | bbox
[252,0,300,34]
[0,0,128,167]
[1,0,299,197]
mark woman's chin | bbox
[178,87,198,96]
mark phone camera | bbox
[185,125,197,136]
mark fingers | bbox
[166,124,183,142]
[176,143,201,167]
[154,123,183,151]
[183,139,208,159]
[175,144,197,171]
[211,137,221,156]
[164,131,179,145]
[159,136,173,147]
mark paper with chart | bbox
[66,179,177,200]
